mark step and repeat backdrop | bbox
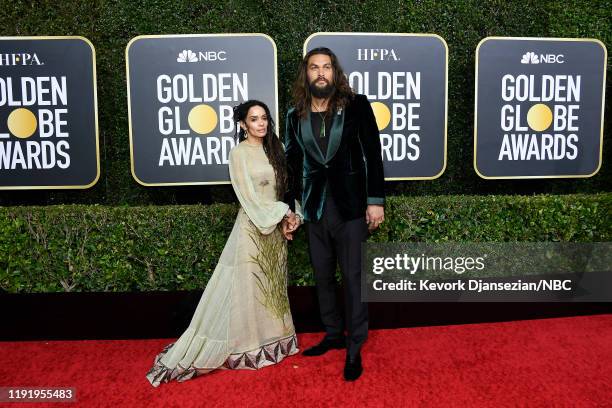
[305,33,448,180]
[0,37,99,190]
[126,34,278,186]
[475,37,606,179]
[0,34,606,189]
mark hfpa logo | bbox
[357,48,400,61]
[0,53,44,66]
[521,51,564,64]
[177,49,227,63]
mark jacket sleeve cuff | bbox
[367,197,385,206]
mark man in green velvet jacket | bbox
[282,47,385,381]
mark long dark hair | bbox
[233,100,287,200]
[291,47,355,118]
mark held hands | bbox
[366,205,384,232]
[281,210,301,240]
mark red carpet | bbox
[1,315,611,407]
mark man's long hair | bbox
[233,100,287,200]
[292,47,354,118]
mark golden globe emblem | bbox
[370,102,391,131]
[527,103,553,132]
[188,104,218,135]
[7,108,38,139]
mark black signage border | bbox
[304,32,448,181]
[125,33,279,187]
[0,36,100,190]
[473,36,607,180]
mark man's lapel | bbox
[299,107,346,165]
[299,111,326,165]
[325,108,345,163]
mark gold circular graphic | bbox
[188,104,218,135]
[370,102,391,131]
[7,108,37,139]
[527,103,553,132]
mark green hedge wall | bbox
[0,2,609,293]
[0,0,609,205]
[1,193,610,293]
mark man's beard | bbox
[309,79,335,98]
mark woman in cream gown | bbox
[147,100,301,387]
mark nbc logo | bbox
[521,52,540,64]
[176,49,227,63]
[521,51,564,64]
[177,50,198,63]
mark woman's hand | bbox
[282,210,301,240]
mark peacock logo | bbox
[520,52,540,64]
[177,50,197,63]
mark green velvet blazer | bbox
[284,94,385,222]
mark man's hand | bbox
[366,205,384,232]
[282,211,301,240]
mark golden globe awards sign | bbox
[126,34,278,185]
[474,37,607,178]
[0,37,99,189]
[305,33,448,180]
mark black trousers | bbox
[306,195,369,359]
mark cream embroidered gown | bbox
[146,141,299,387]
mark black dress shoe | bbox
[344,352,363,381]
[302,336,346,356]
